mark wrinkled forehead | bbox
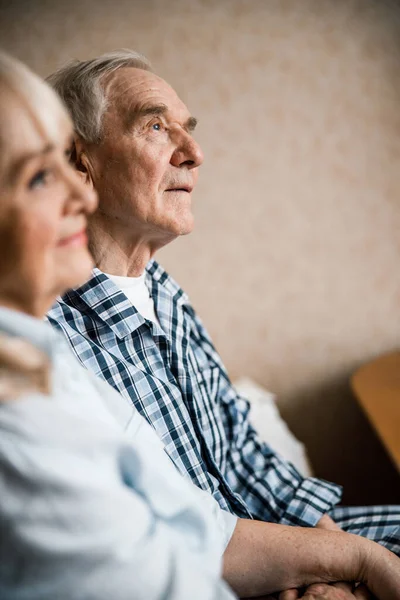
[103,66,190,121]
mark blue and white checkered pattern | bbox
[331,505,400,556]
[47,261,343,526]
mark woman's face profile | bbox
[0,84,97,316]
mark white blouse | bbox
[0,307,237,600]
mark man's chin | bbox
[178,215,195,236]
[160,210,195,238]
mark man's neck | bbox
[87,218,173,278]
[89,235,150,278]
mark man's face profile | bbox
[85,67,204,242]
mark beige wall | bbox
[2,0,400,502]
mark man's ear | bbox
[72,135,95,190]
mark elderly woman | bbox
[0,51,399,600]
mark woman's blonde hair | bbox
[0,51,68,147]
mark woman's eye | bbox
[28,169,50,190]
[65,146,73,160]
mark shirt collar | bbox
[60,261,190,341]
[61,268,144,339]
[145,260,189,305]
[0,306,58,361]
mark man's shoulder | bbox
[46,261,196,341]
[48,269,104,314]
[45,271,104,341]
[50,261,188,306]
[47,267,128,321]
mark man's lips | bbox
[57,229,88,248]
[164,185,193,193]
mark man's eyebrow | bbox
[138,103,168,118]
[126,103,198,132]
[126,103,168,127]
[185,116,198,133]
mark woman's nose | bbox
[66,165,98,215]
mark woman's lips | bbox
[57,230,88,248]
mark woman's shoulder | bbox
[0,333,50,401]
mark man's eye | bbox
[151,122,162,131]
[28,169,50,190]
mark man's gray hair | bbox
[47,49,152,143]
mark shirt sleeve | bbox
[188,308,343,527]
[190,484,238,550]
[0,397,236,600]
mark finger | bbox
[242,596,277,600]
[331,581,354,593]
[305,583,331,595]
[354,584,375,600]
[279,589,300,600]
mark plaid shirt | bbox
[47,261,342,526]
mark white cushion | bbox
[233,377,313,477]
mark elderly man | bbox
[47,50,400,556]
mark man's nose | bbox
[171,132,204,169]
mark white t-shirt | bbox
[106,272,159,325]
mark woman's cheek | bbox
[0,208,24,279]
[25,204,59,253]
[17,209,59,286]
